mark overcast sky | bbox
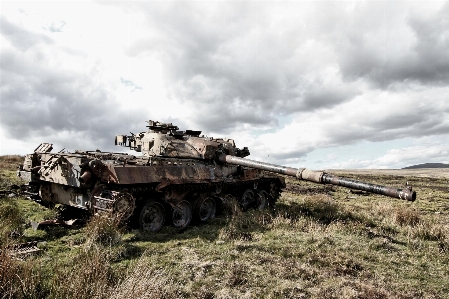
[1,0,449,169]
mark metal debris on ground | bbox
[30,219,81,230]
[8,241,41,258]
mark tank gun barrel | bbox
[218,154,416,201]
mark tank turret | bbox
[115,120,249,159]
[116,120,415,201]
[18,120,416,233]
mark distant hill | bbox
[403,163,449,169]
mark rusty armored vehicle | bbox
[18,120,416,231]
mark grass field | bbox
[1,155,448,298]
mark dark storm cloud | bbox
[3,1,449,165]
[298,83,360,111]
[0,18,146,152]
[122,2,357,133]
[322,103,449,147]
[336,2,449,88]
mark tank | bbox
[18,120,416,232]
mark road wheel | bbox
[240,189,255,211]
[255,190,269,210]
[172,201,192,229]
[195,197,216,222]
[139,202,165,232]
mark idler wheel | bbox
[255,190,269,210]
[172,201,192,229]
[195,197,216,222]
[240,189,255,211]
[139,202,165,232]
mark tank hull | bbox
[19,149,285,231]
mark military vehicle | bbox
[18,120,416,231]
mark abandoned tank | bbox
[18,120,416,231]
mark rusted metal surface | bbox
[218,154,416,201]
[8,241,41,257]
[106,162,235,185]
[219,154,298,176]
[321,173,416,201]
[30,219,81,230]
[79,170,92,184]
[91,186,135,219]
[18,120,417,232]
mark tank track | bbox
[97,176,284,231]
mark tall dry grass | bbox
[49,246,119,299]
[0,251,47,299]
[0,197,25,245]
[84,215,124,248]
[394,207,421,227]
[0,155,24,171]
[1,168,449,298]
[0,213,127,299]
[108,255,183,299]
[40,215,126,298]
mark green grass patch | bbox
[1,162,449,298]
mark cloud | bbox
[122,2,360,133]
[1,1,449,169]
[0,16,53,50]
[334,2,449,88]
[0,15,148,152]
[330,144,449,169]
